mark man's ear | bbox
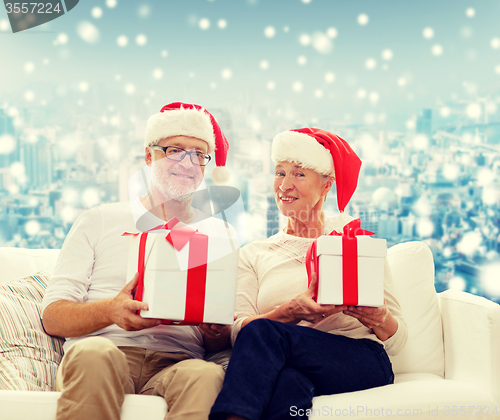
[145,147,153,166]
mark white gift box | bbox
[315,235,387,307]
[126,224,239,325]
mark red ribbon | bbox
[122,218,209,325]
[306,219,374,305]
[184,233,208,324]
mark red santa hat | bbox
[144,102,230,185]
[271,127,362,213]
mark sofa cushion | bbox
[311,378,497,419]
[0,268,65,391]
[387,241,444,378]
[387,242,444,377]
[0,247,60,284]
[0,391,168,420]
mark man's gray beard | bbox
[150,160,202,204]
[150,177,197,203]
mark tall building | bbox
[0,110,18,192]
[0,109,15,137]
[20,136,53,189]
[416,108,432,142]
[377,216,399,240]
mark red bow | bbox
[123,217,197,251]
[330,218,374,239]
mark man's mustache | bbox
[166,168,201,178]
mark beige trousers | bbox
[55,337,224,420]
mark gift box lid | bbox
[316,235,387,258]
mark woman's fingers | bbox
[343,305,388,327]
[307,272,319,299]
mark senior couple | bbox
[42,102,407,420]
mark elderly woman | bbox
[209,128,408,420]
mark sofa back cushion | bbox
[0,268,65,391]
[0,247,60,284]
[387,241,444,378]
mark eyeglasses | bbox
[150,146,211,166]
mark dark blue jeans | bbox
[210,319,394,420]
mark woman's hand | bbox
[343,301,398,341]
[240,273,345,328]
[282,273,346,324]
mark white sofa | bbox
[0,242,499,420]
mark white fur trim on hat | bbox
[144,108,216,153]
[271,131,335,176]
[211,166,231,185]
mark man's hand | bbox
[200,323,230,339]
[43,273,161,337]
[109,273,161,331]
[200,323,231,352]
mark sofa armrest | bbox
[439,289,500,404]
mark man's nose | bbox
[178,151,196,168]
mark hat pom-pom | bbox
[211,166,230,185]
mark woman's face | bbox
[273,161,333,221]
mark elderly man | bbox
[42,102,232,420]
